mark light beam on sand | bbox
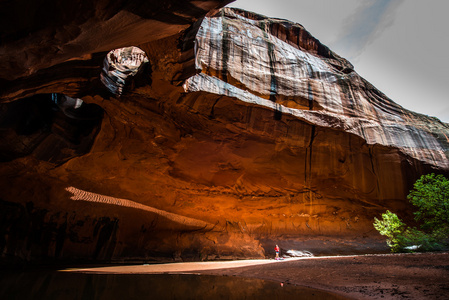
[62,257,303,274]
[62,253,424,275]
[65,187,214,230]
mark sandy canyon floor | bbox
[69,252,449,299]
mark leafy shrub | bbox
[373,210,406,252]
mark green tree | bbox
[407,173,449,234]
[373,210,407,252]
[374,173,449,252]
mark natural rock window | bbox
[51,93,104,121]
[100,46,150,95]
[0,93,103,163]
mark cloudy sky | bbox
[229,0,449,123]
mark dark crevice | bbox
[93,217,119,260]
[305,125,317,184]
[368,146,381,197]
[274,103,282,120]
[209,97,222,119]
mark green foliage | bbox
[404,228,445,252]
[373,210,406,252]
[407,173,449,233]
[374,173,449,253]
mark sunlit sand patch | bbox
[65,186,214,230]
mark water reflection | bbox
[0,270,347,299]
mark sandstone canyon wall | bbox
[1,2,449,264]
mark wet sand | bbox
[68,252,449,299]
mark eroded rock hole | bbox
[100,46,150,95]
[0,93,103,163]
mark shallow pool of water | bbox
[0,269,347,299]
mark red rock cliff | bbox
[0,3,448,263]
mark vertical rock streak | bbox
[184,8,449,169]
[220,11,230,83]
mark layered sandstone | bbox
[186,8,449,169]
[1,3,448,264]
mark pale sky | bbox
[229,0,449,123]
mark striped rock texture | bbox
[185,8,449,169]
[1,4,449,263]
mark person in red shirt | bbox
[275,244,280,260]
